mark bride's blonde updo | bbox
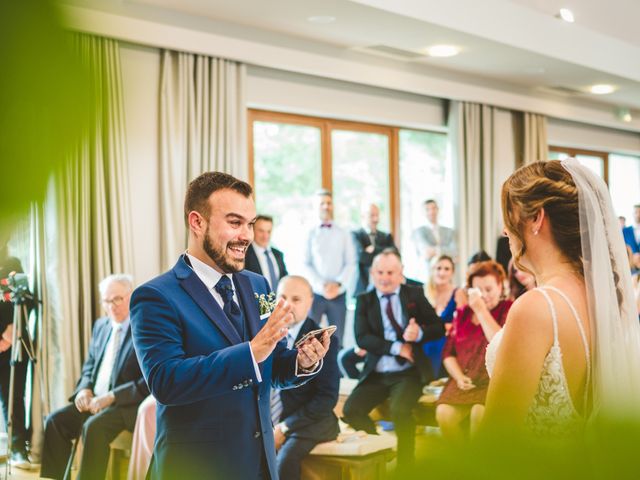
[501,160,583,276]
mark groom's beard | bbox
[203,230,247,273]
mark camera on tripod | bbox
[0,272,31,304]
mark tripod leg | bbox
[63,437,79,480]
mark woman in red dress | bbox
[435,260,512,439]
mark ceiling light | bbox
[425,45,460,58]
[558,8,575,23]
[307,15,336,24]
[589,84,616,95]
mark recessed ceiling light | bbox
[307,15,336,24]
[425,45,460,58]
[558,8,575,23]
[589,84,616,95]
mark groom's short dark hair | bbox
[184,171,253,224]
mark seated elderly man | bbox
[342,250,444,471]
[40,274,149,480]
[272,275,340,480]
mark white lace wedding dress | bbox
[485,286,590,436]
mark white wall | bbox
[120,43,161,284]
[548,118,640,155]
[247,66,445,130]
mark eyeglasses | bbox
[102,296,127,307]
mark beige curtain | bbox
[159,51,247,270]
[43,35,133,412]
[523,112,548,165]
[450,101,516,276]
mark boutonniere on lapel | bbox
[255,292,276,320]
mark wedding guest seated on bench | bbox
[40,274,149,480]
[342,250,443,472]
[273,275,341,480]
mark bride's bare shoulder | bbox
[503,289,553,338]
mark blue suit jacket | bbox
[130,255,313,480]
[623,226,639,254]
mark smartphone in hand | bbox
[294,325,337,348]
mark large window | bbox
[549,146,640,221]
[549,147,607,180]
[249,110,450,276]
[399,130,451,281]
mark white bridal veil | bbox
[561,158,640,418]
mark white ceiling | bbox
[508,0,640,47]
[68,0,640,111]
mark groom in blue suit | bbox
[131,172,331,480]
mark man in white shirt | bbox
[245,214,288,290]
[40,274,149,480]
[411,199,457,282]
[303,190,356,346]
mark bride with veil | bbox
[483,158,640,435]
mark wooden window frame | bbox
[248,108,445,244]
[549,145,609,184]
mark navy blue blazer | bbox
[280,317,340,442]
[72,316,149,406]
[130,255,314,480]
[623,225,639,254]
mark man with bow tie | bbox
[303,189,356,346]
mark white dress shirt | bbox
[185,253,320,380]
[93,318,130,396]
[303,221,356,295]
[252,243,280,289]
[186,253,263,382]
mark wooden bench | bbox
[301,432,396,480]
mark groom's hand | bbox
[250,299,293,363]
[297,331,330,369]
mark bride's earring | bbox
[533,230,539,236]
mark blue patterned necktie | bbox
[214,275,244,338]
[264,249,279,290]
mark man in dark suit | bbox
[342,250,443,470]
[272,275,339,480]
[352,203,396,296]
[40,274,149,480]
[244,214,288,291]
[130,172,330,480]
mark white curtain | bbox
[450,101,516,274]
[159,51,247,270]
[523,112,548,165]
[43,34,134,412]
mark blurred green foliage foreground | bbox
[0,0,90,234]
[400,418,640,480]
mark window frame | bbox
[549,145,609,184]
[248,109,410,240]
